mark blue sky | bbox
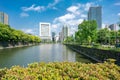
[0,0,120,35]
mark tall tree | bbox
[97,28,110,44]
[75,20,97,44]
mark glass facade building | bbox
[88,6,102,29]
[0,12,8,25]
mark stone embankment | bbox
[66,44,120,65]
[0,42,38,49]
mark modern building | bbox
[109,24,119,31]
[55,35,59,42]
[59,25,69,42]
[39,22,51,42]
[52,32,56,42]
[0,12,8,25]
[88,6,102,29]
[59,32,63,42]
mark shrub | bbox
[0,62,120,80]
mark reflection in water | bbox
[0,43,94,68]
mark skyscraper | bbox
[60,25,69,42]
[0,12,8,25]
[39,22,51,42]
[88,6,102,29]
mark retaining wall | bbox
[66,44,120,65]
[0,41,38,49]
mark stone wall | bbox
[0,41,37,49]
[66,44,120,65]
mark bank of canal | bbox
[0,43,95,68]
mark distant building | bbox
[0,12,8,25]
[39,22,51,42]
[52,32,56,42]
[109,24,119,31]
[88,6,102,29]
[59,25,69,42]
[105,24,109,29]
[59,32,62,42]
[55,35,59,42]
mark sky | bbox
[0,0,120,35]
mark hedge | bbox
[0,61,120,80]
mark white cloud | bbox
[21,0,60,12]
[47,0,60,9]
[114,2,120,6]
[81,14,87,18]
[54,13,75,23]
[51,23,61,33]
[53,2,93,24]
[22,4,45,12]
[51,2,99,35]
[22,28,36,35]
[52,7,58,10]
[118,13,120,16]
[102,23,106,29]
[64,19,83,26]
[20,12,29,17]
[84,2,93,11]
[52,24,58,28]
[52,2,95,35]
[67,5,79,14]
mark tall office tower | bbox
[0,12,8,25]
[88,6,102,29]
[39,22,51,42]
[59,32,63,42]
[61,25,69,41]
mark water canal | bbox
[0,43,95,68]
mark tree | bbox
[97,28,110,44]
[75,20,97,44]
[0,23,41,43]
[87,36,92,45]
[64,36,74,43]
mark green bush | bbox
[0,62,120,80]
[0,68,7,78]
[93,43,101,48]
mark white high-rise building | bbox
[39,22,51,42]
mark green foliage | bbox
[97,28,110,44]
[106,59,116,64]
[109,31,116,44]
[0,23,41,43]
[87,36,92,45]
[64,36,74,43]
[97,28,120,45]
[75,31,83,44]
[0,68,7,78]
[74,20,120,45]
[0,62,120,80]
[75,20,97,44]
